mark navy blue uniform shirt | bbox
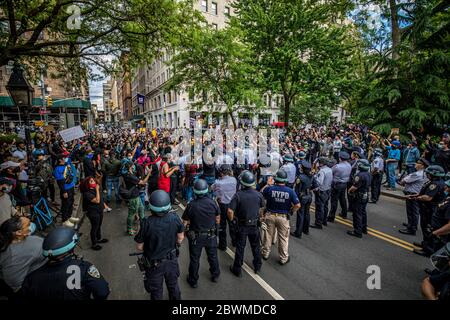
[263,185,299,214]
[182,196,220,231]
[135,211,184,261]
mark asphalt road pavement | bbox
[77,195,429,300]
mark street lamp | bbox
[6,62,35,175]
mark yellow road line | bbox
[309,205,418,251]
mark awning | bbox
[0,96,91,109]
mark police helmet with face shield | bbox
[43,227,79,258]
[149,190,172,216]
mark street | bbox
[77,194,429,300]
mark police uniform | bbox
[327,155,351,222]
[350,170,371,236]
[293,169,313,237]
[417,179,446,248]
[182,196,221,286]
[20,256,110,300]
[262,184,299,263]
[347,160,359,215]
[229,188,264,275]
[281,162,296,188]
[370,155,384,203]
[134,211,184,300]
[418,182,447,255]
[211,175,238,249]
[312,164,333,228]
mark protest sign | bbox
[59,126,85,142]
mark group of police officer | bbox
[13,147,450,301]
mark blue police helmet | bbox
[239,170,256,187]
[283,154,294,162]
[149,190,172,216]
[193,179,209,196]
[357,159,371,171]
[296,151,306,159]
[274,169,288,183]
[43,227,79,258]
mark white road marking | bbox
[177,202,285,300]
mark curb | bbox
[381,191,405,201]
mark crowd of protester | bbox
[0,122,448,300]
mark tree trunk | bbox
[389,0,401,60]
[228,111,237,130]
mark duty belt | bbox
[268,212,288,217]
[238,218,259,226]
[145,248,178,268]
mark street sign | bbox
[59,125,85,142]
[39,110,50,115]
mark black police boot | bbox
[229,266,242,278]
[290,232,301,238]
[211,276,219,283]
[402,222,409,227]
[91,244,102,251]
[218,246,227,251]
[97,238,109,244]
[362,229,368,235]
[327,217,335,223]
[310,224,323,229]
[398,229,416,235]
[186,276,198,288]
[339,214,347,219]
[347,230,362,238]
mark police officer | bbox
[261,169,300,265]
[228,171,265,276]
[421,243,450,301]
[281,154,296,188]
[294,151,307,177]
[412,166,446,256]
[182,179,220,288]
[311,157,333,229]
[347,159,371,238]
[134,190,184,300]
[426,179,450,252]
[291,161,313,238]
[398,158,429,235]
[20,227,110,300]
[211,164,237,250]
[327,151,351,223]
[369,148,384,204]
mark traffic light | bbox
[47,96,53,107]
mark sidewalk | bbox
[381,185,406,201]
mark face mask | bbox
[438,144,444,150]
[29,222,36,235]
[89,183,96,189]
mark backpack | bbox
[118,176,136,200]
[63,164,74,185]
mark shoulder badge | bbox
[429,184,436,190]
[88,265,101,279]
[354,176,360,182]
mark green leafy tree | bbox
[0,0,200,81]
[352,0,450,134]
[166,26,263,129]
[231,0,356,129]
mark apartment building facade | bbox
[130,0,280,129]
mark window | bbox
[224,6,230,17]
[201,0,207,12]
[211,2,217,15]
[212,23,218,30]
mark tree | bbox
[0,0,200,80]
[166,26,263,129]
[352,0,450,134]
[231,0,356,129]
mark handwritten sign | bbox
[59,126,85,142]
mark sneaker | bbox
[69,217,80,224]
[63,220,75,228]
[91,245,102,251]
[106,207,112,212]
